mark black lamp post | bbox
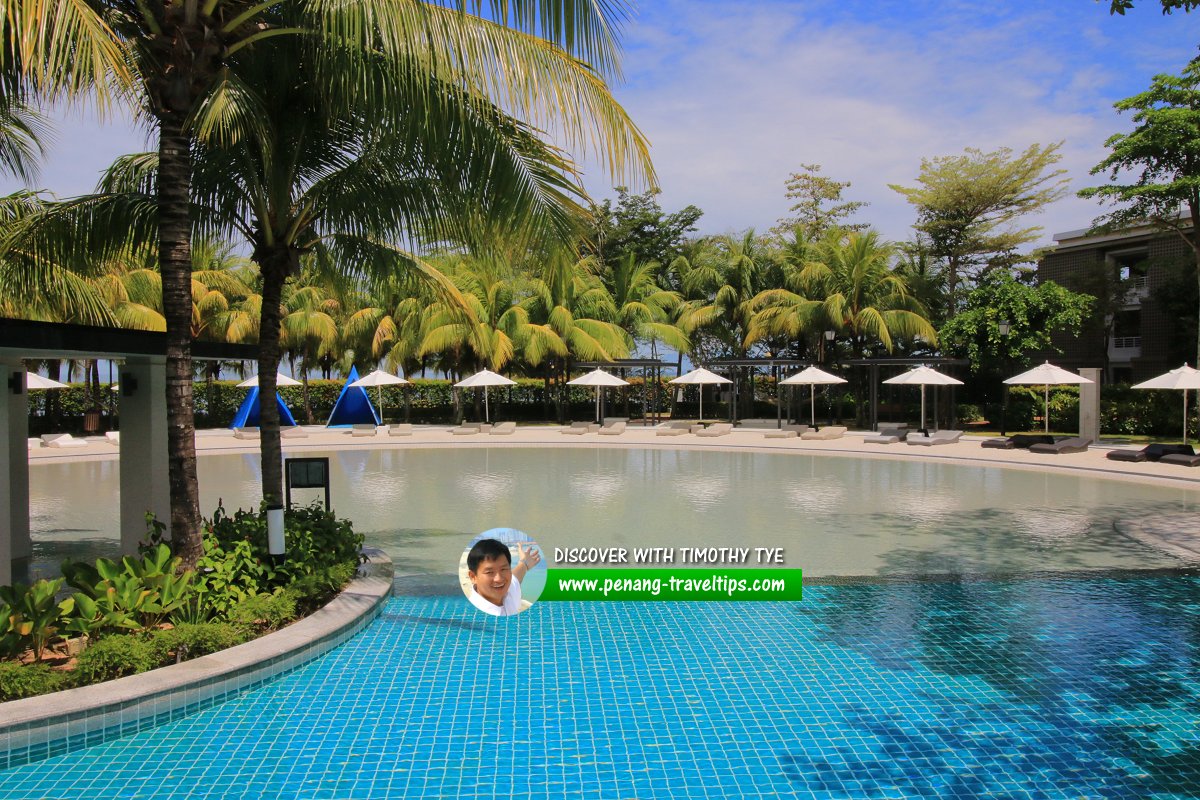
[998,319,1011,436]
[824,330,836,426]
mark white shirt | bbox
[468,575,522,616]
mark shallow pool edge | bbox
[0,547,393,771]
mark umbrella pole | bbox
[485,387,490,423]
[699,386,703,422]
[920,386,926,434]
[596,388,600,424]
[1185,388,1189,443]
[1044,384,1050,434]
[378,386,383,423]
[811,384,816,429]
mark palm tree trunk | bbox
[158,111,203,568]
[257,256,289,508]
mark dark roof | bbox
[0,316,259,361]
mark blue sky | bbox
[3,1,1198,248]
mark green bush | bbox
[228,592,297,633]
[0,662,66,701]
[150,623,247,664]
[73,635,156,683]
[288,563,356,615]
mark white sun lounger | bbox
[451,423,483,435]
[598,421,626,435]
[801,426,847,441]
[388,424,413,436]
[562,422,595,435]
[233,427,260,440]
[280,426,308,438]
[907,430,963,446]
[764,424,809,439]
[351,424,378,437]
[104,431,120,445]
[42,433,88,448]
[695,422,732,438]
[490,421,517,435]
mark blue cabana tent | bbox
[230,387,298,429]
[326,366,381,427]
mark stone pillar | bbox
[1079,368,1102,442]
[119,357,170,554]
[0,359,31,586]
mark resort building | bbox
[1036,219,1195,383]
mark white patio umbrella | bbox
[567,368,630,423]
[455,369,516,423]
[350,369,409,421]
[1133,363,1200,442]
[883,366,964,433]
[237,373,302,388]
[1004,361,1093,434]
[669,367,732,421]
[780,366,847,429]
[25,373,69,390]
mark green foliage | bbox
[1108,0,1197,14]
[228,592,298,634]
[62,543,193,631]
[0,579,74,661]
[585,188,703,269]
[149,623,247,664]
[288,563,356,616]
[772,163,869,239]
[0,662,66,701]
[73,635,156,683]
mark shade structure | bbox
[327,366,381,426]
[25,373,68,390]
[567,368,630,423]
[883,366,964,433]
[1133,363,1200,442]
[350,369,409,421]
[237,372,301,388]
[669,367,732,421]
[455,369,517,423]
[780,366,847,428]
[1004,361,1094,434]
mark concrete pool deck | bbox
[29,423,1200,491]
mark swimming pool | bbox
[11,447,1200,798]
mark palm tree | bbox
[5,0,651,564]
[281,283,341,423]
[605,252,691,361]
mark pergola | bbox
[704,358,812,426]
[0,317,257,585]
[844,357,971,431]
[571,359,672,424]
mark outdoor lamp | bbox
[267,503,285,557]
[999,320,1011,336]
[824,330,836,342]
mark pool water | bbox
[3,577,1199,799]
[11,447,1200,797]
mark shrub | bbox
[73,636,156,683]
[228,592,297,634]
[288,563,356,615]
[0,662,65,701]
[150,623,247,664]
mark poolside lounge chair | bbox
[598,420,626,436]
[981,434,1055,450]
[451,422,483,435]
[801,426,846,441]
[104,431,120,445]
[1159,452,1200,467]
[281,426,308,438]
[490,421,517,435]
[42,433,88,448]
[1106,443,1194,463]
[562,422,595,435]
[352,424,378,437]
[695,422,732,438]
[27,437,40,450]
[1028,436,1092,454]
[233,427,260,440]
[907,429,963,446]
[764,424,809,439]
[656,421,694,437]
[864,426,908,444]
[388,424,413,436]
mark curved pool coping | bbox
[0,547,393,771]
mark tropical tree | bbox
[2,0,650,565]
[605,252,690,361]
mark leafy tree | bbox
[605,253,690,361]
[1079,58,1200,363]
[890,142,1069,317]
[1107,0,1197,13]
[771,163,868,239]
[586,188,703,271]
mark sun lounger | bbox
[451,423,482,435]
[233,427,260,440]
[490,421,516,435]
[864,426,908,444]
[801,426,846,441]
[104,431,120,445]
[764,424,810,439]
[351,424,378,437]
[695,422,732,438]
[656,421,694,437]
[1028,436,1092,454]
[907,430,963,447]
[42,433,88,448]
[388,424,413,436]
[27,437,41,450]
[1159,453,1200,467]
[562,422,595,435]
[598,421,626,435]
[1106,443,1194,463]
[281,426,308,438]
[981,434,1055,450]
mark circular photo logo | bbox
[459,528,546,617]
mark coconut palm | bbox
[4,0,651,564]
[605,252,691,361]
